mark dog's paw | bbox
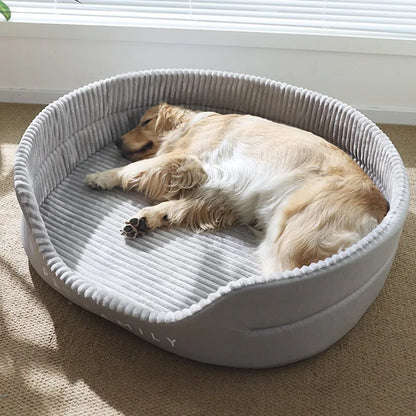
[84,173,102,189]
[121,217,149,238]
[85,171,117,190]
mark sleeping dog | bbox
[85,103,388,275]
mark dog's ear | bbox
[155,103,187,134]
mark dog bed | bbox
[15,69,409,368]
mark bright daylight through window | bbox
[2,1,416,39]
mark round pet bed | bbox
[15,69,409,368]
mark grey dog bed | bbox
[15,69,409,368]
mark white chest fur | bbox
[200,137,304,228]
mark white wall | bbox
[1,23,415,124]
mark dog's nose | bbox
[115,137,123,149]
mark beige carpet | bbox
[1,103,415,416]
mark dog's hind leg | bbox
[121,197,237,237]
[256,178,381,276]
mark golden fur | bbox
[85,103,388,275]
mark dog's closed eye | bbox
[141,119,152,127]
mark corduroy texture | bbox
[2,103,415,414]
[13,70,409,329]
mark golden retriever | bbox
[85,103,388,275]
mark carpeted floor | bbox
[1,102,415,416]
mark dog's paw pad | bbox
[120,223,143,238]
[129,217,139,227]
[121,217,149,238]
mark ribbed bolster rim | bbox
[14,69,410,324]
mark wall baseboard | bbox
[1,88,415,126]
[357,106,416,126]
[0,88,67,105]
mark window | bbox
[6,1,416,39]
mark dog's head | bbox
[116,103,190,161]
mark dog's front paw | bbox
[84,173,103,189]
[121,217,149,238]
[84,170,119,190]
